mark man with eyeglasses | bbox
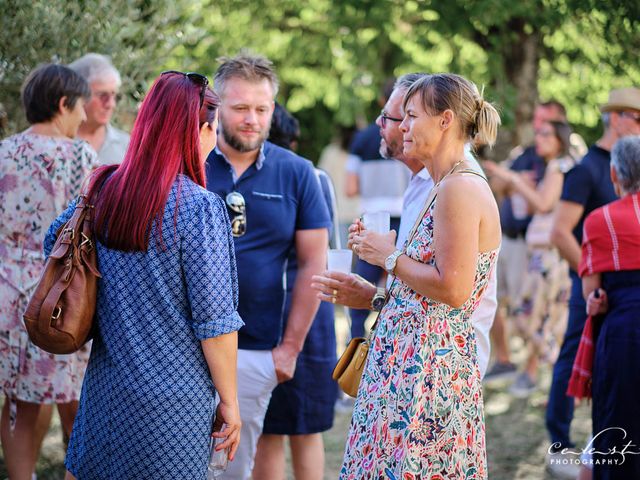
[344,79,411,342]
[69,53,129,165]
[205,53,330,480]
[545,86,640,473]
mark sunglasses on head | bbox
[379,110,403,128]
[161,70,209,107]
[225,191,246,237]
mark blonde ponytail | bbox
[473,98,501,147]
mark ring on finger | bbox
[332,289,338,296]
[331,296,336,304]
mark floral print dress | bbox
[341,196,497,480]
[0,132,97,427]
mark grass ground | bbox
[1,312,591,479]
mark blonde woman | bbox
[342,74,501,479]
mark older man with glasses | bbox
[69,53,130,165]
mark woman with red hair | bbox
[44,71,244,479]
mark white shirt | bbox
[388,154,497,377]
[97,124,130,165]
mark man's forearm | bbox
[552,229,582,272]
[281,264,323,352]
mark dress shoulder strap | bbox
[455,168,488,182]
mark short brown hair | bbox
[21,63,90,124]
[214,53,279,97]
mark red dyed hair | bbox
[87,73,219,252]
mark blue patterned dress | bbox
[341,197,496,480]
[44,176,244,479]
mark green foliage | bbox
[0,0,182,134]
[177,0,638,159]
[1,0,638,160]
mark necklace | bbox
[433,159,465,188]
[404,159,466,243]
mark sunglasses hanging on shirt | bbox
[226,191,246,237]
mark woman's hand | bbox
[212,400,241,462]
[350,228,397,268]
[346,218,364,249]
[586,288,608,316]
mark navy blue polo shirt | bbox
[206,141,331,350]
[500,146,547,237]
[560,144,616,246]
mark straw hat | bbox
[600,87,640,112]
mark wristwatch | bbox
[371,287,386,312]
[384,250,404,275]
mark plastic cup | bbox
[327,249,353,273]
[207,425,228,479]
[362,211,391,234]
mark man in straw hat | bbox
[546,86,640,478]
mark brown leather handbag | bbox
[24,195,101,354]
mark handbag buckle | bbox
[80,232,92,250]
[51,306,62,321]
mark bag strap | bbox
[456,168,489,182]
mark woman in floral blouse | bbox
[0,63,97,479]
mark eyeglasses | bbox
[380,110,403,128]
[161,70,209,107]
[619,111,640,125]
[534,130,555,138]
[93,91,122,104]
[226,191,246,237]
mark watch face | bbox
[372,295,385,311]
[385,251,400,273]
[385,256,394,272]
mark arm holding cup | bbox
[311,271,377,309]
[312,217,393,309]
[349,229,397,267]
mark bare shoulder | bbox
[437,171,501,250]
[437,173,493,209]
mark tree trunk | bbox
[507,30,541,148]
[484,21,541,162]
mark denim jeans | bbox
[545,271,586,450]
